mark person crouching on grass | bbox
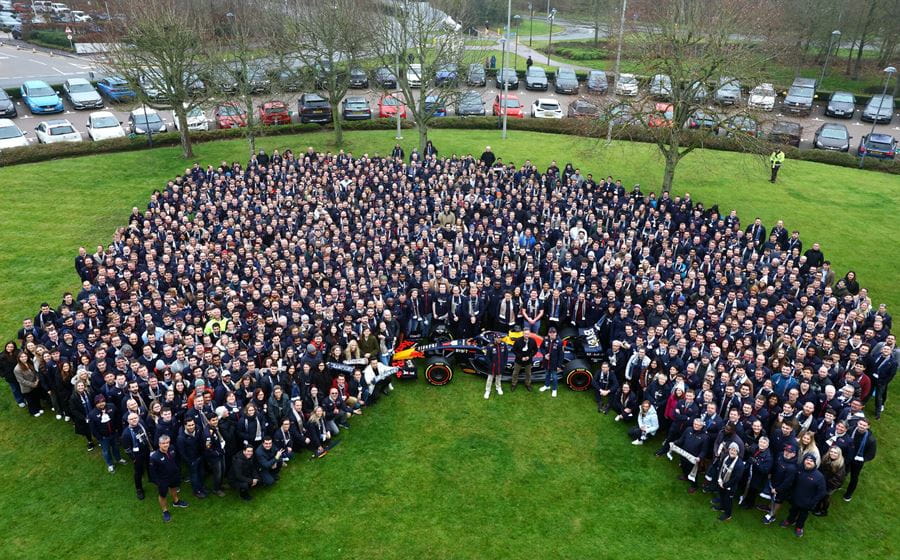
[628,400,659,445]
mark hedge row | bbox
[1,116,897,175]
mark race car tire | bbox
[424,355,454,386]
[563,359,592,392]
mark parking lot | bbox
[3,75,899,153]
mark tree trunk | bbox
[845,37,857,74]
[853,0,877,80]
[174,108,194,159]
[417,121,428,153]
[331,101,343,147]
[661,147,680,191]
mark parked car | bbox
[861,94,894,124]
[531,98,563,119]
[245,62,272,93]
[185,72,207,96]
[0,89,16,118]
[824,91,856,118]
[85,111,125,141]
[34,118,81,143]
[857,133,896,159]
[348,68,369,89]
[782,77,816,115]
[747,83,776,111]
[715,77,741,105]
[68,9,90,22]
[567,98,600,118]
[49,2,68,15]
[720,115,759,137]
[20,80,63,114]
[768,120,802,147]
[96,76,135,103]
[687,81,708,102]
[649,74,672,98]
[32,1,51,12]
[648,102,674,127]
[62,78,103,110]
[687,109,718,130]
[586,70,608,93]
[212,67,239,94]
[435,64,458,86]
[212,103,246,129]
[276,67,304,92]
[607,103,636,126]
[377,94,406,118]
[555,68,579,94]
[466,63,486,86]
[0,11,19,31]
[298,93,332,124]
[407,63,423,88]
[173,105,209,131]
[495,67,519,90]
[425,95,447,117]
[492,94,524,118]
[258,100,291,126]
[138,73,169,104]
[341,96,371,120]
[0,117,29,150]
[525,66,548,90]
[375,67,397,89]
[813,123,851,152]
[128,107,167,134]
[455,90,485,116]
[614,73,638,96]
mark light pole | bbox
[859,66,896,169]
[606,0,627,145]
[395,52,403,140]
[546,9,557,65]
[818,30,841,89]
[528,3,534,47]
[513,15,521,70]
[142,104,153,147]
[500,0,511,139]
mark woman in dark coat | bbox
[1,342,24,407]
[612,383,639,422]
[813,445,846,516]
[69,379,95,450]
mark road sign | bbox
[65,26,72,34]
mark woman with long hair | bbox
[0,341,25,407]
[796,429,821,467]
[14,351,43,416]
[813,446,846,517]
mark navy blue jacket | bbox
[541,337,565,371]
[791,465,827,509]
[770,455,799,496]
[176,427,204,463]
[149,449,181,485]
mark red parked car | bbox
[492,94,524,118]
[258,100,291,125]
[378,94,407,119]
[648,102,674,128]
[214,102,247,129]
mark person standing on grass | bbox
[539,326,564,397]
[711,442,744,522]
[88,394,126,473]
[526,56,533,70]
[769,149,785,183]
[510,326,538,392]
[13,351,42,417]
[485,337,507,400]
[149,434,189,522]
[121,411,153,500]
[1,342,25,408]
[842,418,876,502]
[781,453,827,537]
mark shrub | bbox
[27,30,73,50]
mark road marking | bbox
[21,114,31,118]
[51,66,66,75]
[32,60,47,66]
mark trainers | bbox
[780,520,793,528]
[18,402,25,408]
[631,439,643,445]
[842,494,852,502]
[64,416,70,422]
[118,458,127,465]
[173,500,189,508]
[763,515,776,525]
[55,414,62,420]
[194,491,207,499]
[614,415,622,422]
[388,383,394,392]
[240,493,253,501]
[484,391,490,399]
[162,511,171,523]
[136,489,145,500]
[87,443,95,452]
[107,465,115,473]
[551,390,557,398]
[718,514,732,522]
[539,386,549,392]
[36,409,44,416]
[525,385,532,392]
[795,528,804,538]
[496,387,503,396]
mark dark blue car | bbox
[96,76,136,103]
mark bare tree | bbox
[609,0,783,190]
[277,0,375,147]
[371,0,474,151]
[102,0,211,158]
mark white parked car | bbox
[748,83,776,111]
[69,10,91,22]
[615,73,639,96]
[0,118,29,150]
[407,63,423,88]
[49,2,69,15]
[531,98,563,119]
[174,105,210,131]
[86,111,126,141]
[35,119,82,144]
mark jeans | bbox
[6,379,24,405]
[325,419,340,436]
[543,369,558,390]
[187,458,206,494]
[206,456,224,492]
[98,435,121,467]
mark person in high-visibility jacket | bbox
[770,150,785,183]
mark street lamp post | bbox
[142,104,153,147]
[546,9,557,65]
[818,30,841,89]
[513,15,521,70]
[528,3,534,47]
[859,66,896,169]
[395,52,402,140]
[606,0,627,145]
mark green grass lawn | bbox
[0,130,898,558]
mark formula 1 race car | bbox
[391,330,595,391]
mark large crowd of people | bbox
[0,143,894,531]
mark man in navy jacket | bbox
[148,434,188,522]
[782,453,827,537]
[539,327,565,397]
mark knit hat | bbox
[802,452,817,464]
[195,379,206,389]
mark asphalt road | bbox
[0,37,99,88]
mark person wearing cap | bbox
[711,442,745,521]
[762,444,799,524]
[510,325,538,392]
[781,453,826,536]
[88,394,125,473]
[539,327,564,397]
[485,337,507,400]
[149,434,189,521]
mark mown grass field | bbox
[0,130,897,559]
